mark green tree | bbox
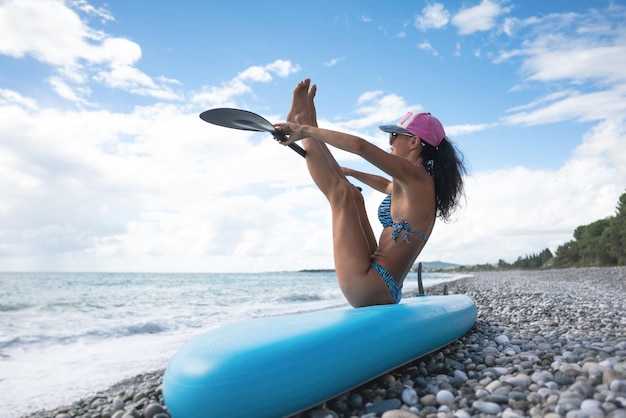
[604,193,626,265]
[540,248,554,265]
[554,240,580,267]
[553,191,626,267]
[575,219,612,266]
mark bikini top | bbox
[378,194,428,244]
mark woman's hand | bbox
[273,122,306,145]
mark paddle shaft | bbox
[287,142,306,158]
[263,128,306,158]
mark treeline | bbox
[497,248,554,269]
[553,191,626,267]
[452,191,626,271]
[454,248,554,272]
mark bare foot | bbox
[287,79,313,125]
[308,83,318,128]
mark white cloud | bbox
[494,7,626,85]
[238,66,275,83]
[324,57,345,67]
[452,0,508,35]
[266,59,300,78]
[518,38,626,85]
[424,116,626,264]
[446,122,496,137]
[69,0,114,22]
[415,3,450,31]
[0,88,39,110]
[418,40,440,57]
[0,88,316,271]
[190,60,301,108]
[502,17,516,36]
[49,76,92,104]
[502,86,626,126]
[0,0,181,103]
[496,9,626,127]
[0,0,91,65]
[344,91,414,131]
[322,111,625,267]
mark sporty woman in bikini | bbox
[275,79,465,307]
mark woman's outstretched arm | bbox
[275,122,418,185]
[342,167,391,194]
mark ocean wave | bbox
[1,321,171,350]
[84,321,171,338]
[276,293,325,303]
[122,321,168,336]
[0,336,26,349]
[0,302,33,312]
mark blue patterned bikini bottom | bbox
[371,262,402,304]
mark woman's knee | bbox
[350,186,365,205]
[328,181,360,206]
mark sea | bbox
[0,271,469,417]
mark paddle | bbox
[199,108,306,158]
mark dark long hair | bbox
[421,137,466,221]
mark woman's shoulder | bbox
[394,163,433,190]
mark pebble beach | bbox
[21,267,626,418]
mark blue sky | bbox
[0,0,625,272]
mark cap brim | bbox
[379,125,412,135]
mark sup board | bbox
[163,293,476,418]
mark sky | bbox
[0,0,625,273]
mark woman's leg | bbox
[287,80,376,250]
[286,79,344,182]
[287,80,390,306]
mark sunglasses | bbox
[389,132,415,145]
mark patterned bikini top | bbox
[378,194,428,244]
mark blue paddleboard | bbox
[163,294,476,418]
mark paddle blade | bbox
[200,108,273,133]
[199,108,306,158]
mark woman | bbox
[275,79,465,307]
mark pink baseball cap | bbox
[379,112,445,147]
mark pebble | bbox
[401,387,418,406]
[473,400,502,414]
[365,399,402,415]
[419,394,437,406]
[485,379,503,393]
[505,373,531,388]
[349,392,364,407]
[381,410,418,418]
[144,403,166,418]
[436,389,454,405]
[20,267,626,418]
[453,410,471,418]
[309,409,339,418]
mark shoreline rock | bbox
[21,266,626,418]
